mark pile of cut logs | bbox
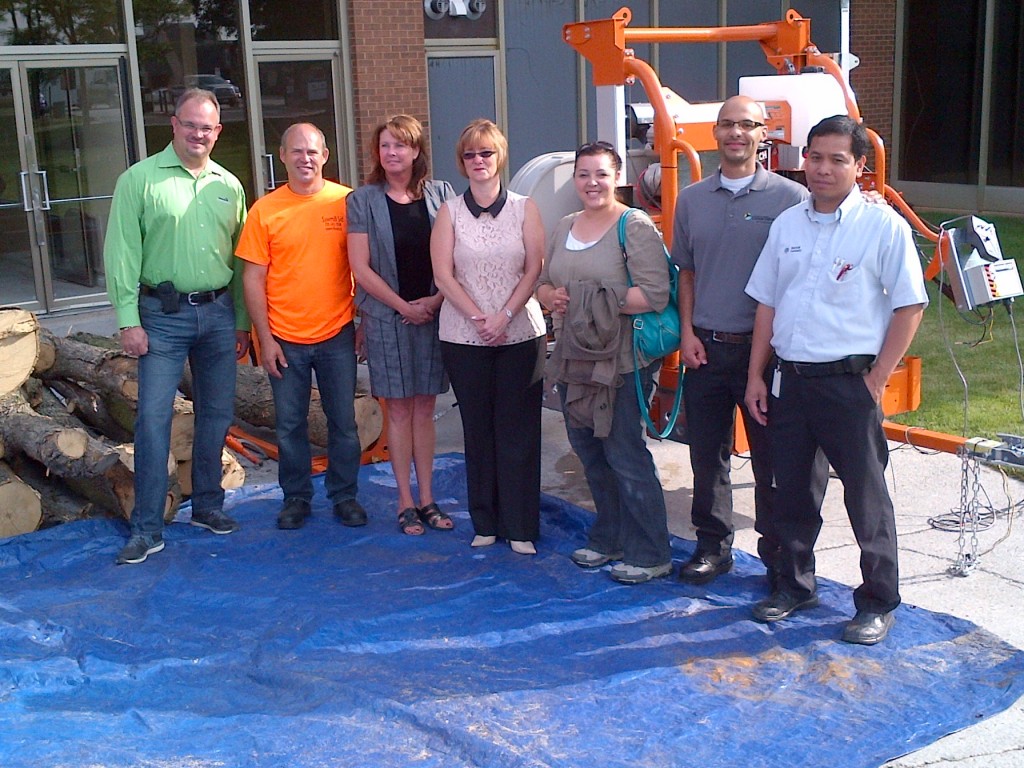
[0,309,383,539]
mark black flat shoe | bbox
[842,610,895,645]
[752,591,819,623]
[678,551,734,585]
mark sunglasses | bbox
[462,149,497,160]
[575,140,616,158]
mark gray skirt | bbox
[363,312,449,399]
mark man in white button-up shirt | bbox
[743,115,928,645]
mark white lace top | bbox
[438,192,546,346]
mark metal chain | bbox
[951,449,982,576]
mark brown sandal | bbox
[398,507,424,535]
[418,502,454,531]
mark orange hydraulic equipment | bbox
[562,6,992,458]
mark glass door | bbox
[0,66,42,307]
[0,57,132,313]
[250,55,345,195]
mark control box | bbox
[942,216,1024,311]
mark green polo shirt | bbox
[103,143,250,330]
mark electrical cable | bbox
[1006,301,1024,425]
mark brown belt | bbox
[694,327,753,344]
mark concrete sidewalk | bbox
[40,308,1024,767]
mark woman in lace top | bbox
[431,119,546,555]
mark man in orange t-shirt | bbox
[237,122,365,530]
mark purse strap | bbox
[617,209,636,286]
[617,208,683,439]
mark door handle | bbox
[36,170,52,211]
[263,154,277,191]
[19,171,32,212]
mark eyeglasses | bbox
[715,119,766,131]
[176,118,218,136]
[462,149,497,160]
[575,140,616,157]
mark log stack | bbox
[0,309,385,539]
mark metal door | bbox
[249,54,346,195]
[0,57,132,313]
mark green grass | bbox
[891,212,1024,440]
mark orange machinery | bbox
[563,6,975,457]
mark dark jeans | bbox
[442,337,544,542]
[769,367,901,614]
[134,291,236,536]
[561,363,672,568]
[269,324,361,504]
[683,335,776,566]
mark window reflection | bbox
[0,0,125,45]
[248,0,338,41]
[136,0,255,203]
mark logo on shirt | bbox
[784,246,802,253]
[217,196,231,204]
[322,214,346,231]
[744,213,775,223]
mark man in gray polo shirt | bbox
[670,95,810,586]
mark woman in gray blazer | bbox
[348,115,456,535]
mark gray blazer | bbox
[347,179,455,319]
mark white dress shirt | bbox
[745,186,928,363]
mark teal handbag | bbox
[617,209,683,438]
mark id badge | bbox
[771,366,782,398]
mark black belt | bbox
[694,327,753,345]
[779,355,875,377]
[140,284,229,305]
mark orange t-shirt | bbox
[236,181,354,344]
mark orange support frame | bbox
[563,7,959,449]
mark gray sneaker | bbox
[609,562,672,585]
[570,547,625,569]
[116,534,165,565]
[190,509,240,535]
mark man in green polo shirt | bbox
[104,88,250,565]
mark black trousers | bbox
[683,336,776,567]
[768,367,901,614]
[441,337,545,542]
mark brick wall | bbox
[347,1,430,181]
[850,0,898,153]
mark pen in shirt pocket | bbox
[836,263,855,281]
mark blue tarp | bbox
[2,454,1022,767]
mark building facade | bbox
[0,0,1017,316]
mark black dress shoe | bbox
[752,591,819,623]
[842,610,895,645]
[277,498,311,530]
[678,551,734,585]
[334,499,368,527]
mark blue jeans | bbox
[134,291,237,536]
[561,363,672,568]
[269,324,360,504]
